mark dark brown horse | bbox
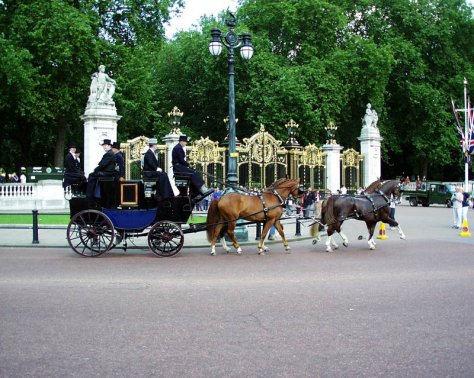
[206,178,301,255]
[313,180,405,252]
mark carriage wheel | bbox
[148,221,184,257]
[67,210,115,257]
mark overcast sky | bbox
[165,0,474,39]
[165,0,238,39]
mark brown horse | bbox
[206,178,301,255]
[312,180,405,252]
[310,178,382,241]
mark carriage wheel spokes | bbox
[67,210,115,257]
[148,221,184,257]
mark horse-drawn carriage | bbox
[66,175,196,257]
[66,176,303,257]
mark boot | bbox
[199,185,214,198]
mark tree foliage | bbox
[0,0,473,181]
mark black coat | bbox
[63,152,85,187]
[115,151,125,178]
[143,149,160,176]
[172,143,189,167]
[172,143,204,193]
[93,149,116,175]
[142,148,174,199]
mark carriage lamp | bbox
[168,106,183,134]
[209,12,253,187]
[325,122,338,144]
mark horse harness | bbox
[258,188,286,222]
[351,189,390,221]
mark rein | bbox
[311,191,392,228]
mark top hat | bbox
[101,139,112,146]
[112,142,121,149]
[148,138,158,145]
[67,142,77,149]
[179,135,189,142]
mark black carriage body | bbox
[69,179,192,227]
[67,178,192,257]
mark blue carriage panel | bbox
[103,208,157,230]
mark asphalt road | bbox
[1,206,474,377]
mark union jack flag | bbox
[452,98,465,151]
[468,100,474,154]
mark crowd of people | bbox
[0,168,27,184]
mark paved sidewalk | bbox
[1,205,472,249]
[0,214,314,249]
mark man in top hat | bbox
[86,139,117,199]
[63,142,86,189]
[143,138,174,199]
[111,142,125,181]
[172,135,213,201]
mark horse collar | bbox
[271,188,285,207]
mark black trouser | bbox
[86,172,115,199]
[143,171,174,199]
[173,164,204,196]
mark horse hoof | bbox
[343,242,348,248]
[224,247,231,253]
[236,248,242,254]
[263,246,269,252]
[285,245,291,251]
[369,245,376,250]
[210,251,216,256]
[258,250,265,256]
[326,249,333,253]
[400,235,406,240]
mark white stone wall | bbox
[0,181,68,211]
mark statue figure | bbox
[88,65,116,104]
[363,103,378,129]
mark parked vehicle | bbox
[401,181,454,207]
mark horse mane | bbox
[269,178,290,188]
[380,179,400,195]
[364,179,382,194]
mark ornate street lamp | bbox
[284,119,301,148]
[168,106,183,134]
[209,12,254,187]
[325,122,338,145]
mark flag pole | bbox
[464,78,468,189]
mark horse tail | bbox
[206,199,228,241]
[206,200,220,242]
[322,197,337,226]
[310,201,323,238]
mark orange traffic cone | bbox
[376,223,388,240]
[460,219,472,237]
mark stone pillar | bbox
[81,65,120,176]
[81,104,121,175]
[162,133,180,181]
[322,143,343,193]
[358,126,383,187]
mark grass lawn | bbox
[0,213,207,225]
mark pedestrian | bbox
[10,172,19,183]
[389,193,397,230]
[451,187,463,229]
[268,225,276,240]
[461,188,470,225]
[19,167,27,183]
[303,188,315,218]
